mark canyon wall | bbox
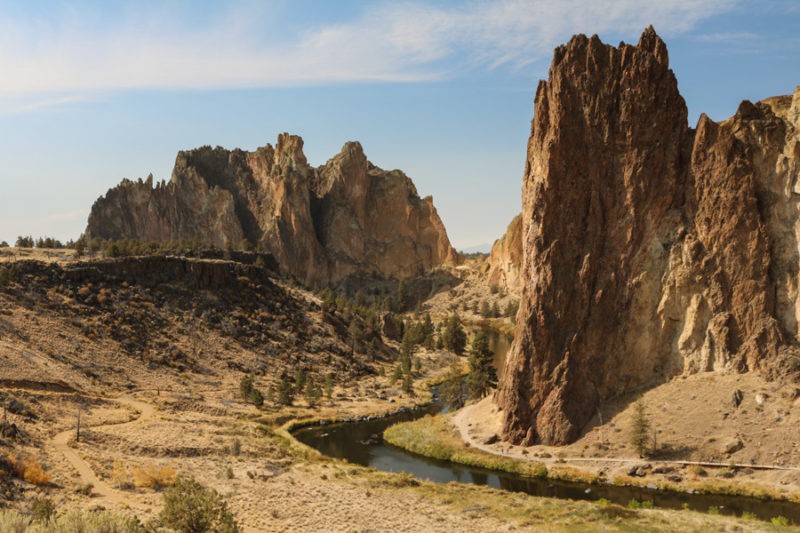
[87,134,458,287]
[496,27,800,445]
[484,214,523,292]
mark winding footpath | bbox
[48,395,155,504]
[452,402,800,473]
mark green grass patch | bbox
[384,414,547,478]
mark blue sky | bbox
[0,0,798,250]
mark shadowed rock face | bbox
[87,134,458,286]
[496,26,800,445]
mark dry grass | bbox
[130,462,177,489]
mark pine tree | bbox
[466,331,497,399]
[440,358,464,410]
[442,314,467,355]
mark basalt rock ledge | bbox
[496,27,800,445]
[87,135,459,287]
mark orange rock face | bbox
[496,27,800,445]
[87,134,458,286]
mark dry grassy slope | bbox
[0,254,378,396]
[0,250,794,532]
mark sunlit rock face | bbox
[496,27,800,445]
[87,134,458,286]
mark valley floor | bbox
[452,372,800,504]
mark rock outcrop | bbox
[87,135,458,286]
[484,214,523,292]
[496,27,800,445]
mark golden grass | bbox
[384,414,548,478]
[131,463,177,489]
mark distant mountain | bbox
[458,243,492,254]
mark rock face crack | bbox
[496,26,800,445]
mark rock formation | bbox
[496,26,800,445]
[87,134,458,286]
[484,214,523,292]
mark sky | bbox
[0,1,798,251]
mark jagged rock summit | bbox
[87,134,459,286]
[496,26,800,445]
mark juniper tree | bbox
[630,399,651,458]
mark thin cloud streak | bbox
[0,0,740,99]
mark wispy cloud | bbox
[0,0,739,109]
[694,31,761,43]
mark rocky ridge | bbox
[496,27,800,445]
[484,214,523,293]
[87,135,458,287]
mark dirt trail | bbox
[452,400,800,473]
[49,395,154,504]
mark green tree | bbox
[160,477,239,533]
[239,374,254,401]
[630,399,651,458]
[249,388,264,408]
[277,375,294,406]
[304,378,322,408]
[324,374,334,401]
[348,319,363,354]
[466,331,497,399]
[440,358,465,410]
[442,314,467,355]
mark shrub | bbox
[627,499,653,509]
[250,388,264,408]
[112,459,134,489]
[6,454,51,486]
[239,374,254,401]
[0,508,145,532]
[771,516,790,526]
[31,497,55,522]
[230,438,241,457]
[160,476,239,533]
[131,463,177,489]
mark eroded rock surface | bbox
[496,27,800,445]
[87,134,458,286]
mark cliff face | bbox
[496,27,800,445]
[485,214,523,292]
[87,134,458,286]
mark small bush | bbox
[131,463,177,490]
[160,476,239,533]
[627,499,653,510]
[112,459,134,489]
[772,516,790,526]
[741,511,757,520]
[230,438,241,457]
[31,497,55,522]
[707,506,720,515]
[6,454,51,486]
